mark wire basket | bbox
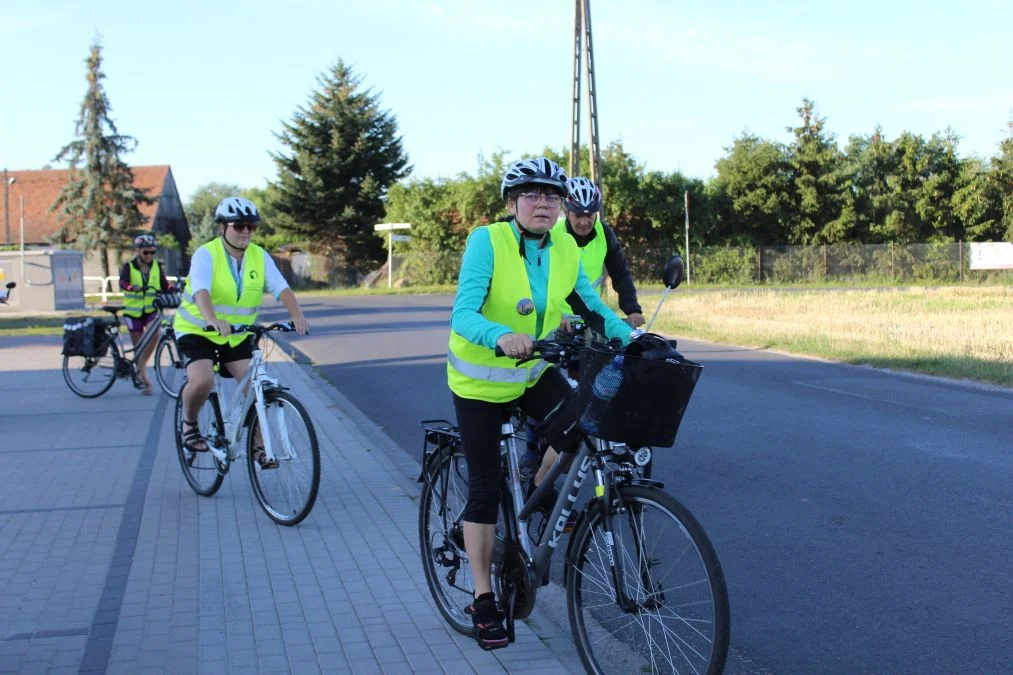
[575,341,702,448]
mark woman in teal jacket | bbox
[447,156,630,650]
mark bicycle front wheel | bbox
[566,485,730,675]
[154,336,185,399]
[418,444,474,635]
[63,352,118,398]
[246,390,320,526]
[174,381,225,497]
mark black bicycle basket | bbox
[575,340,702,448]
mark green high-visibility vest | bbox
[553,217,607,311]
[448,221,579,403]
[122,258,163,318]
[173,237,266,347]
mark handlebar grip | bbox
[495,345,505,357]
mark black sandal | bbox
[181,419,209,453]
[251,447,279,470]
[465,593,509,650]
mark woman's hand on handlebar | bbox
[208,318,232,336]
[495,332,533,359]
[291,314,310,335]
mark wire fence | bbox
[268,241,1013,289]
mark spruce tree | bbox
[50,40,153,277]
[271,60,411,275]
[786,98,847,244]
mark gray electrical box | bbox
[0,250,84,312]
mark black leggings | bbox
[453,369,580,525]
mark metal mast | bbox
[569,0,603,187]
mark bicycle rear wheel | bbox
[154,336,185,399]
[63,352,118,398]
[418,444,474,635]
[174,381,225,497]
[566,485,730,675]
[246,390,320,526]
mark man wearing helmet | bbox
[119,233,171,394]
[173,197,309,465]
[553,176,644,331]
[447,157,631,650]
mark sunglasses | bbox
[229,223,257,233]
[140,249,156,255]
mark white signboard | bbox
[969,242,1013,270]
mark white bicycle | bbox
[173,321,320,526]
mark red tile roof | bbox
[0,165,170,245]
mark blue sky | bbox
[2,0,1010,202]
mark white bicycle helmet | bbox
[565,176,602,213]
[214,197,261,223]
[133,233,157,248]
[500,157,568,199]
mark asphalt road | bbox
[262,293,1013,675]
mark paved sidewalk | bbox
[0,336,583,674]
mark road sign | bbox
[374,223,412,288]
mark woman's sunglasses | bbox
[140,249,156,256]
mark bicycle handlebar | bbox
[494,332,623,365]
[124,282,183,293]
[202,321,299,336]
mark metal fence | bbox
[685,242,1012,284]
[276,242,1013,289]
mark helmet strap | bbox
[221,231,248,256]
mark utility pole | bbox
[3,168,10,245]
[569,0,603,188]
[684,191,691,284]
[568,1,582,179]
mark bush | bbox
[692,246,757,284]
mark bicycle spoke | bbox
[419,447,475,635]
[567,486,729,675]
[247,391,320,526]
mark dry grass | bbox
[640,286,1013,387]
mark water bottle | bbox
[579,355,624,435]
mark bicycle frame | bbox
[498,419,657,612]
[99,309,168,371]
[203,345,287,468]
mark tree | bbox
[271,60,412,274]
[183,182,239,253]
[957,119,1013,242]
[709,133,793,244]
[49,40,154,277]
[992,119,1013,241]
[183,182,240,227]
[786,98,847,244]
[840,126,898,242]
